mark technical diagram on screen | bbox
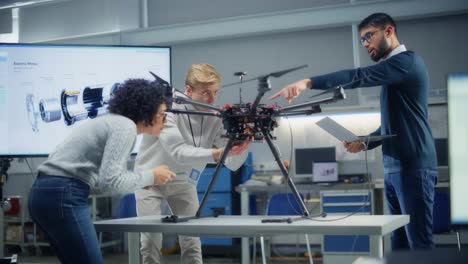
[26,82,121,131]
[0,43,171,156]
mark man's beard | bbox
[370,39,391,62]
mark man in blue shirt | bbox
[270,13,438,250]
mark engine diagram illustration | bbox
[26,83,121,132]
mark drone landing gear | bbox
[160,133,322,224]
[161,137,236,223]
[159,65,344,225]
[259,134,327,224]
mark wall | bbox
[147,0,349,26]
[171,26,357,106]
[18,0,140,42]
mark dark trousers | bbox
[28,175,103,264]
[384,169,438,250]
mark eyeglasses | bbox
[189,85,219,98]
[204,90,219,98]
[360,30,378,45]
[156,112,167,123]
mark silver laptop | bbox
[316,117,396,143]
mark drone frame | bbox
[153,66,346,223]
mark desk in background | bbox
[236,182,378,263]
[235,180,450,263]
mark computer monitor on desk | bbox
[294,147,336,182]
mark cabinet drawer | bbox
[320,190,372,253]
[323,205,371,214]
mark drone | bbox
[151,65,346,223]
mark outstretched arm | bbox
[270,53,413,103]
[269,79,311,103]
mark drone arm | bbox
[277,106,321,117]
[280,97,335,112]
[174,96,222,112]
[168,109,219,117]
[279,86,345,113]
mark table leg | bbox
[369,235,383,258]
[128,233,140,264]
[240,190,250,264]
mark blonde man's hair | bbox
[185,64,221,89]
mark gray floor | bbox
[4,237,320,264]
[17,254,241,264]
[7,248,318,264]
[15,254,316,264]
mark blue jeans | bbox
[384,169,438,250]
[28,175,103,264]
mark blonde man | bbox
[135,64,249,264]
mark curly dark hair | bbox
[108,78,164,126]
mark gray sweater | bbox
[38,114,154,193]
[135,94,248,182]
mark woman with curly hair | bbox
[28,78,176,264]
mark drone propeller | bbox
[223,64,308,88]
[265,64,308,78]
[149,71,170,87]
[148,71,179,109]
[149,71,185,94]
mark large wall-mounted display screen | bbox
[0,43,171,156]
